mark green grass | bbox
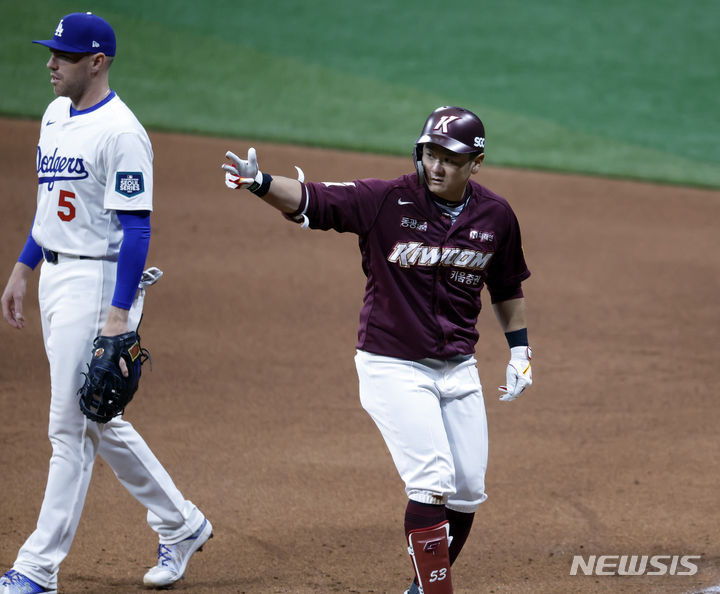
[1,0,718,187]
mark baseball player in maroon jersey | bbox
[222,106,533,593]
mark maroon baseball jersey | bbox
[292,173,530,360]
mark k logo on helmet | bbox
[433,115,461,134]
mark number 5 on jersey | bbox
[58,189,76,221]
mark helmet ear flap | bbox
[414,144,424,182]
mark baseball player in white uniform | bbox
[1,13,211,593]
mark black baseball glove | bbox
[78,331,150,423]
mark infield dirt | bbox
[1,117,718,593]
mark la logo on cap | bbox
[33,12,117,57]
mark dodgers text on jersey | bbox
[37,146,88,190]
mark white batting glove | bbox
[223,148,263,190]
[499,346,532,402]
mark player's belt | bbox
[42,248,96,264]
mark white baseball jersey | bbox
[32,92,153,257]
[11,91,206,590]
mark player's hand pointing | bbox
[499,346,532,401]
[223,148,263,190]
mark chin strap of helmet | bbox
[414,144,425,183]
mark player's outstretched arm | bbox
[222,148,303,214]
[1,262,32,329]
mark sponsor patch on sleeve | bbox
[115,172,145,197]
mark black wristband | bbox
[505,328,528,348]
[250,173,273,197]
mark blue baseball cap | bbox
[32,12,116,57]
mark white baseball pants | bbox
[13,257,204,590]
[355,349,488,513]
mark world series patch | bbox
[115,172,144,197]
